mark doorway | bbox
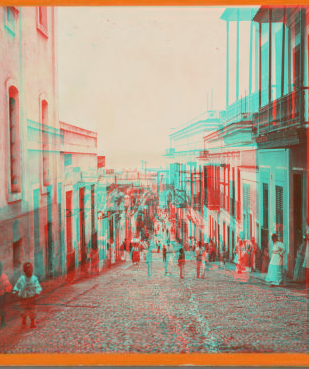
[293,173,302,261]
[79,187,86,265]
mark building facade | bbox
[0,7,62,282]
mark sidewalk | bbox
[212,260,307,294]
[2,257,126,326]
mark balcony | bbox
[198,150,208,159]
[226,91,259,125]
[253,88,305,135]
[165,148,175,156]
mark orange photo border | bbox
[0,0,308,365]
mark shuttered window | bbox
[263,183,269,229]
[243,183,251,239]
[276,185,284,241]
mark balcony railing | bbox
[226,91,259,124]
[165,148,175,156]
[253,88,305,135]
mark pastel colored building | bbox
[60,121,99,273]
[0,7,61,281]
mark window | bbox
[41,99,50,187]
[37,7,48,37]
[8,86,21,196]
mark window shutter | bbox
[263,183,269,229]
[276,185,283,241]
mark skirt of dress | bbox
[234,267,251,283]
[293,256,306,282]
[266,264,283,285]
[132,251,140,263]
[233,254,239,264]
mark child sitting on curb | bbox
[12,262,42,328]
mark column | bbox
[236,9,240,101]
[249,10,253,95]
[226,20,230,107]
[281,8,286,98]
[259,21,262,108]
[268,8,272,104]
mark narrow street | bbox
[1,253,307,354]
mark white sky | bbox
[58,7,227,169]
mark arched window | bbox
[41,99,50,187]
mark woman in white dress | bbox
[266,234,285,286]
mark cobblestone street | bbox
[0,254,307,354]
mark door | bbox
[275,185,284,242]
[261,183,269,254]
[227,225,230,260]
[232,229,235,258]
[293,174,302,260]
[46,188,53,278]
[66,191,74,271]
[79,187,86,265]
[243,183,251,240]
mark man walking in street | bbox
[163,244,168,275]
[178,248,185,279]
[196,244,203,278]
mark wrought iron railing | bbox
[226,91,259,124]
[165,148,175,156]
[253,88,305,135]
